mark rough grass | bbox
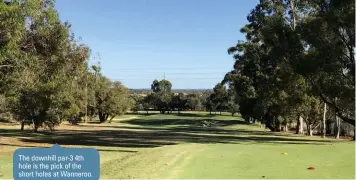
[0,112,354,179]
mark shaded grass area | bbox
[0,112,354,179]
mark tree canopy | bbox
[0,0,132,131]
[224,0,354,133]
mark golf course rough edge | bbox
[13,144,100,180]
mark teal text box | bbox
[13,144,100,180]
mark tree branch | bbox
[341,70,354,86]
[312,122,321,131]
[0,65,12,68]
[308,78,355,126]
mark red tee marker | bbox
[307,167,315,170]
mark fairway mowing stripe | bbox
[169,150,192,178]
[168,144,206,179]
[151,146,190,178]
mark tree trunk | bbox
[21,121,25,131]
[108,116,115,123]
[305,116,313,136]
[299,116,304,134]
[306,122,313,136]
[290,0,296,30]
[276,118,282,132]
[33,120,39,132]
[335,116,341,139]
[98,112,106,123]
[322,103,327,138]
[296,116,300,134]
[220,111,221,115]
[264,112,276,132]
[284,124,288,132]
[296,115,304,134]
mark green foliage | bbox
[227,102,239,117]
[63,104,81,125]
[133,84,211,114]
[205,83,233,114]
[149,79,173,114]
[151,79,172,93]
[170,93,187,112]
[88,72,132,123]
[130,94,145,113]
[295,0,355,125]
[225,0,355,132]
[185,93,202,111]
[0,0,131,130]
[0,0,90,131]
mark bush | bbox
[0,112,13,122]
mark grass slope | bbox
[0,112,354,179]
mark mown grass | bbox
[0,112,354,179]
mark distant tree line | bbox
[130,79,239,116]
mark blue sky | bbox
[55,0,259,89]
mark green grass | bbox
[0,112,354,179]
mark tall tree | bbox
[150,79,172,114]
[2,0,90,131]
[296,0,355,126]
[226,0,355,134]
[90,70,131,123]
[208,83,229,115]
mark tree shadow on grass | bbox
[1,116,342,149]
[171,113,212,117]
[171,112,242,118]
[0,124,337,150]
[125,112,160,116]
[120,118,247,127]
[0,128,54,138]
[93,125,249,136]
[0,142,138,153]
[84,121,101,124]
